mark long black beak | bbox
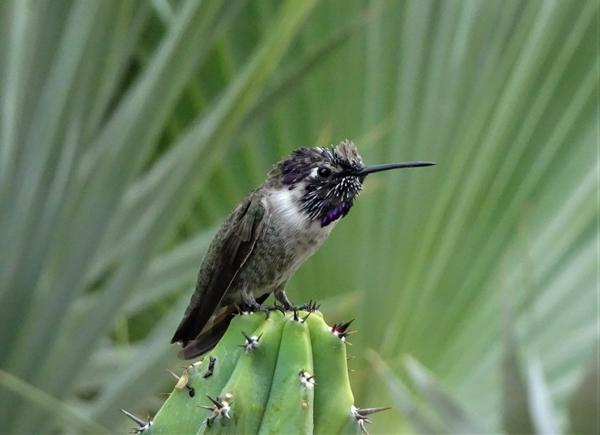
[354,161,435,177]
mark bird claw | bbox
[258,306,271,318]
[264,299,320,313]
[239,300,320,318]
[267,303,287,314]
[247,304,271,319]
[238,300,264,314]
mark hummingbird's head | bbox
[274,140,434,227]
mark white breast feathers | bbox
[269,188,308,232]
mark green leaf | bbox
[77,228,215,320]
[46,0,318,391]
[367,350,445,434]
[0,0,103,361]
[7,4,320,434]
[502,317,536,435]
[0,369,109,434]
[525,359,560,435]
[89,299,188,424]
[568,345,600,435]
[8,0,235,384]
[403,356,486,434]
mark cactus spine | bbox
[122,310,387,434]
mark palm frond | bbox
[0,0,597,432]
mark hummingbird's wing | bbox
[170,193,267,346]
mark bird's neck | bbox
[268,187,313,231]
[266,185,345,231]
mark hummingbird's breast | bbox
[267,187,335,260]
[229,187,334,295]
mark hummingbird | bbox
[171,140,434,358]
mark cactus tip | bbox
[306,299,321,312]
[331,319,355,341]
[120,409,152,433]
[298,370,316,389]
[351,406,370,434]
[203,394,233,427]
[298,299,320,312]
[206,394,222,408]
[351,405,390,434]
[341,319,354,330]
[240,331,261,352]
[291,308,313,323]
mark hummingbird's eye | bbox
[317,167,332,178]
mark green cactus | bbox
[122,309,388,434]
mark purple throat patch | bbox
[320,203,349,227]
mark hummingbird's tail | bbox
[174,293,271,359]
[178,319,232,359]
[177,305,236,359]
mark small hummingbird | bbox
[171,140,434,358]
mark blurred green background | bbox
[0,0,597,433]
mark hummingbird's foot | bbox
[239,291,265,312]
[258,306,272,318]
[247,301,262,312]
[285,299,321,313]
[281,302,295,311]
[274,288,294,310]
[273,287,320,313]
[238,300,271,318]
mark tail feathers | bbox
[173,294,271,359]
[171,298,206,345]
[178,314,233,359]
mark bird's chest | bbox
[233,189,333,291]
[267,188,334,257]
[268,217,329,265]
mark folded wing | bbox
[170,193,266,347]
